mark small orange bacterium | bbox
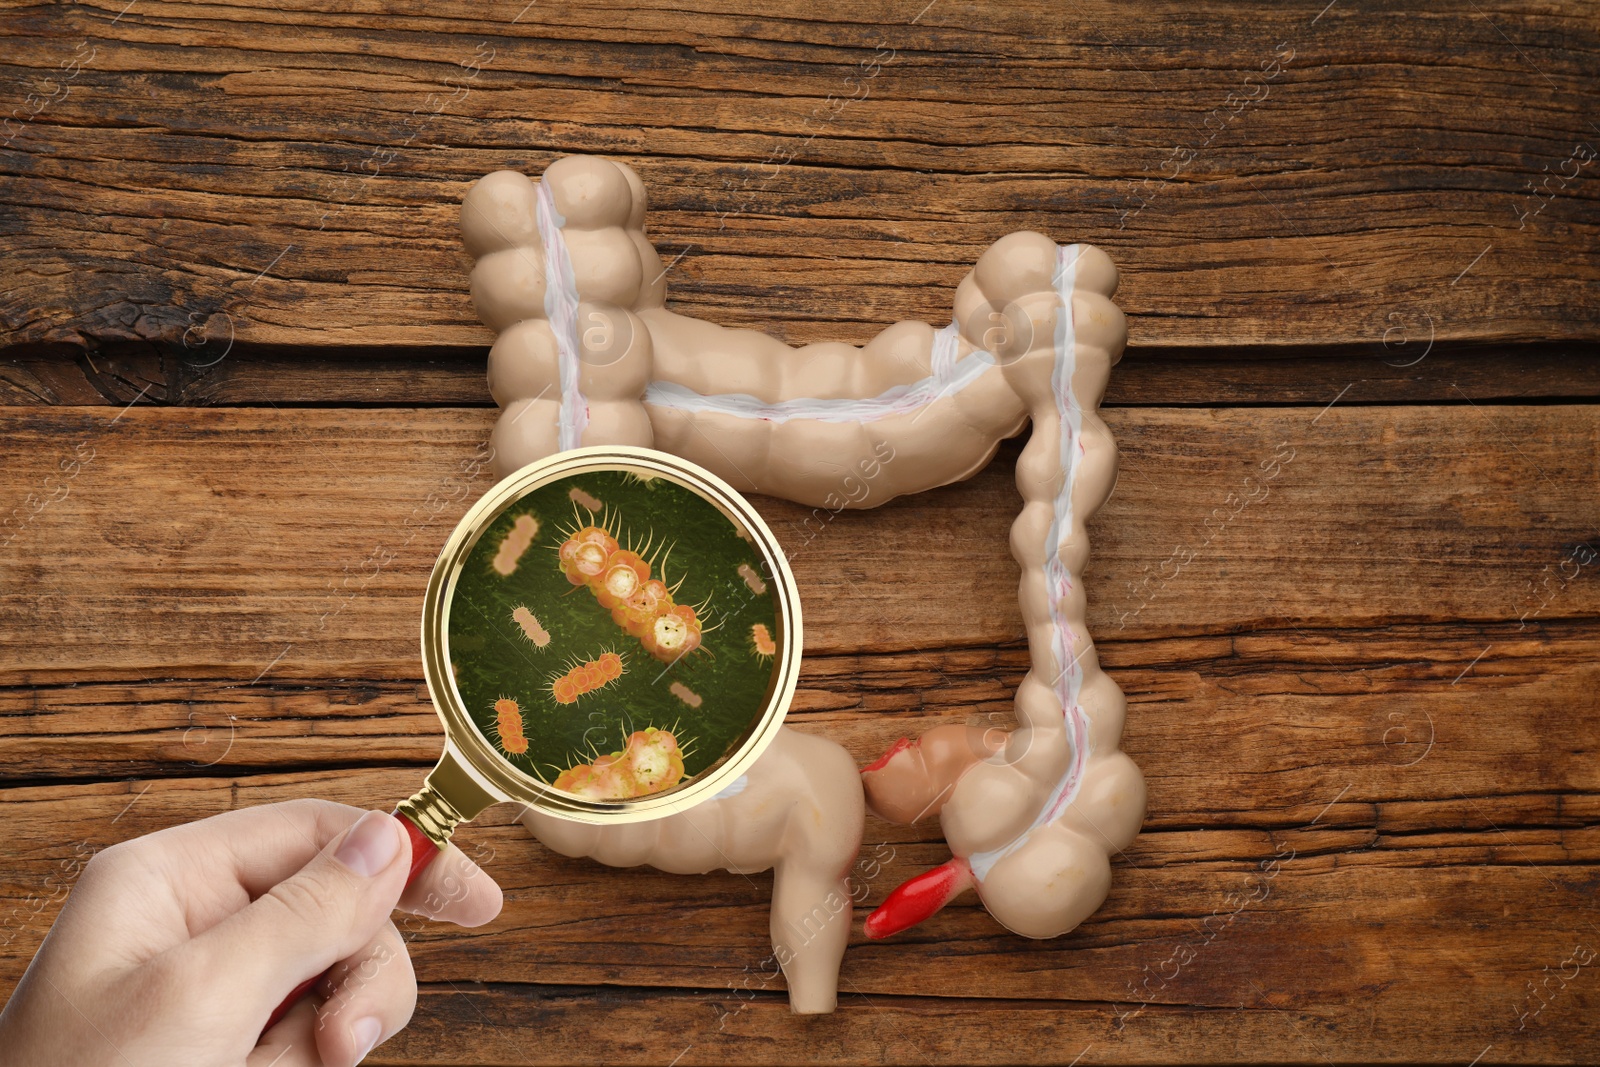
[493,697,529,755]
[549,650,625,705]
[568,486,604,512]
[669,681,702,708]
[492,514,540,576]
[751,623,776,658]
[737,562,767,594]
[511,605,551,648]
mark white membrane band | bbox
[535,179,589,450]
[969,244,1090,882]
[644,322,986,425]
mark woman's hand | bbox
[0,799,503,1066]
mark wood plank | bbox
[4,624,1598,827]
[0,768,1594,1063]
[6,342,1600,408]
[1,2,1597,351]
[2,403,1597,684]
[383,979,1597,1065]
[2,397,1594,1063]
[0,343,498,408]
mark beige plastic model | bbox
[459,155,1144,959]
[520,729,862,1013]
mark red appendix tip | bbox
[863,857,974,940]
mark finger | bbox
[249,994,323,1067]
[398,841,503,928]
[56,798,365,948]
[187,809,412,1019]
[314,920,416,1067]
[180,798,368,897]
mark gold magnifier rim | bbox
[419,445,803,825]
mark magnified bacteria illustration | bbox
[555,512,716,664]
[492,697,529,755]
[550,725,693,800]
[447,468,782,799]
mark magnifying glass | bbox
[268,445,802,1028]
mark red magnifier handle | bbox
[262,809,442,1032]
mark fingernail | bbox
[334,811,402,878]
[350,1015,383,1063]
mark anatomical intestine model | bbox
[458,155,1145,1002]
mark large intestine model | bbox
[458,155,1145,995]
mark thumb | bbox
[189,810,411,1011]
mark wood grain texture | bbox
[1,403,1596,686]
[1,1,1598,353]
[7,343,1600,408]
[2,651,1597,1067]
[5,624,1598,834]
[0,402,1597,1062]
[3,1,1599,1062]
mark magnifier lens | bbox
[442,462,788,804]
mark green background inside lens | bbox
[447,468,782,788]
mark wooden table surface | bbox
[3,2,1598,1063]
